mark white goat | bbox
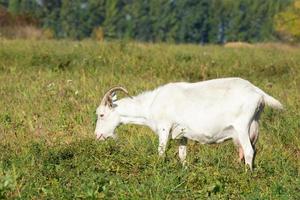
[95,77,283,170]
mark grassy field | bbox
[0,39,299,199]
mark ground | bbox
[0,39,299,199]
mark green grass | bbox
[0,39,299,199]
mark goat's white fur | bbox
[95,77,282,169]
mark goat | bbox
[94,77,283,170]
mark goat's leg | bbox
[250,100,263,147]
[250,120,259,147]
[157,125,171,157]
[236,119,259,164]
[233,132,244,163]
[178,137,187,166]
[236,127,254,171]
[238,146,244,162]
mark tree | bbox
[59,0,90,39]
[0,0,9,7]
[148,0,178,42]
[275,0,300,42]
[102,0,123,39]
[125,1,153,41]
[8,0,20,14]
[176,0,211,43]
[87,0,105,32]
[40,0,63,37]
[1,0,293,42]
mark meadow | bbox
[0,39,299,199]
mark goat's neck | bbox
[115,97,150,126]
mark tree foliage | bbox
[0,0,293,43]
[275,0,300,42]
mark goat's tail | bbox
[254,86,283,110]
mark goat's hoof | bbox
[181,161,188,169]
[244,164,253,173]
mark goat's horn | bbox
[100,86,132,106]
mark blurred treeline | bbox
[0,0,300,43]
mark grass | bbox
[0,39,299,199]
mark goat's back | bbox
[149,78,264,132]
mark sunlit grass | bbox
[0,39,299,199]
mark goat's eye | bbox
[100,114,104,117]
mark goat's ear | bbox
[111,92,117,102]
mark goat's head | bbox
[95,86,131,140]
